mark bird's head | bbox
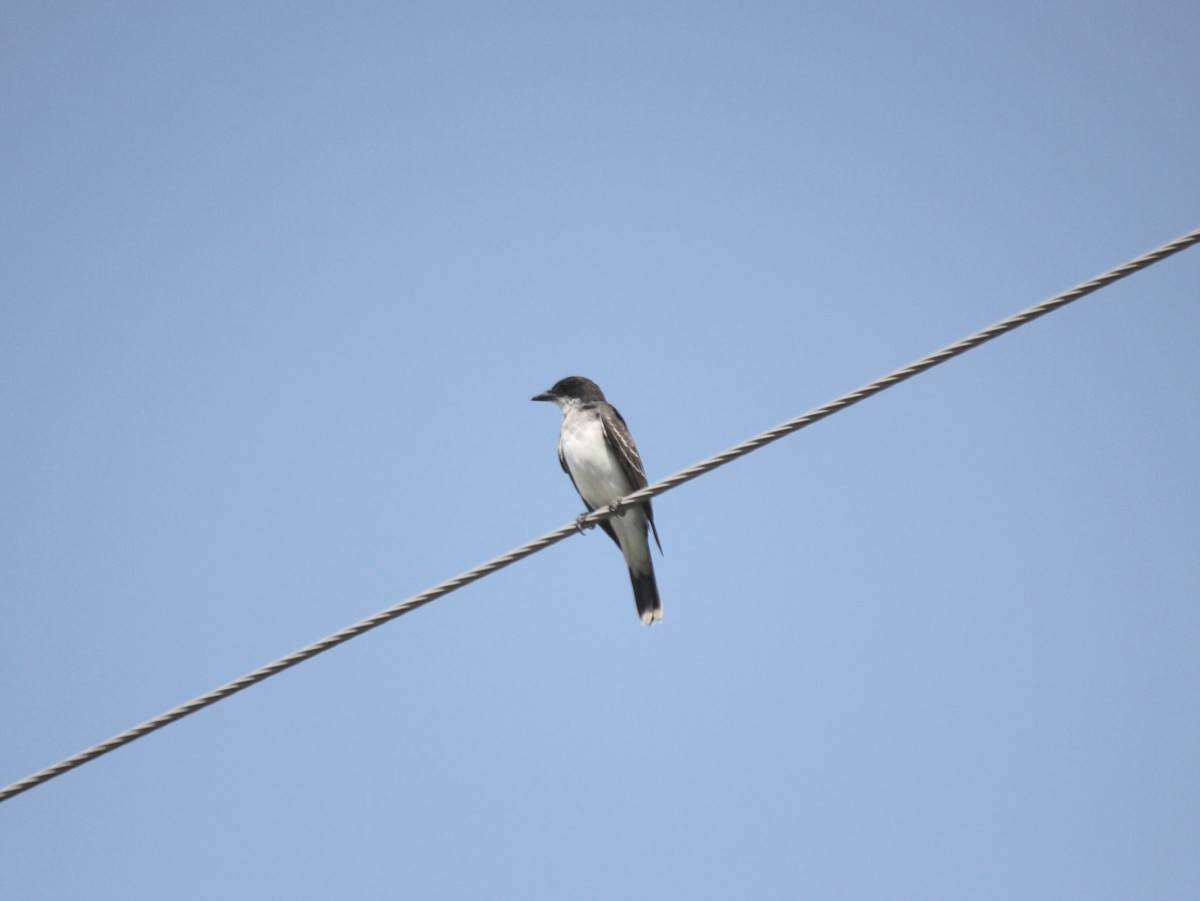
[531,376,607,407]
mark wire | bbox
[600,225,1200,514]
[3,226,1198,805]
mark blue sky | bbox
[2,3,1197,898]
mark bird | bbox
[532,376,663,625]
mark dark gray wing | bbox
[600,404,662,554]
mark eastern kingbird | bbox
[533,376,663,625]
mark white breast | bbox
[559,410,632,509]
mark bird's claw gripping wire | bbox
[575,502,627,533]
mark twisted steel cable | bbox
[3,225,1197,805]
[597,225,1200,516]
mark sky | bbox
[2,2,1197,898]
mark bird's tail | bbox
[631,561,662,626]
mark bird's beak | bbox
[531,391,554,402]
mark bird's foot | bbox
[575,513,595,533]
